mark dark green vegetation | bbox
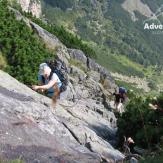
[140,153,163,163]
[117,93,163,160]
[0,0,53,84]
[117,95,163,148]
[41,0,163,78]
[105,0,163,66]
[95,46,145,77]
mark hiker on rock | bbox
[123,136,135,154]
[32,63,62,105]
[113,87,127,113]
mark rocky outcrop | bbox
[0,81,100,162]
[30,22,61,50]
[68,49,87,66]
[10,6,117,111]
[122,0,153,21]
[67,49,116,92]
[0,70,124,162]
[16,0,42,18]
[9,7,31,27]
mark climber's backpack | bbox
[119,87,127,94]
[42,58,68,92]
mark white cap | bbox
[38,63,48,75]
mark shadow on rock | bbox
[0,86,34,102]
[89,123,117,146]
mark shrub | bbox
[117,95,163,149]
[0,0,54,84]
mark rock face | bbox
[16,0,42,18]
[0,70,124,162]
[68,49,87,65]
[30,22,61,50]
[67,49,116,92]
[27,13,116,93]
[0,86,100,163]
[0,71,124,163]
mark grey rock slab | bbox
[0,87,101,163]
[30,21,62,50]
[55,100,124,162]
[0,112,101,163]
[68,49,87,66]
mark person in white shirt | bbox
[32,63,62,106]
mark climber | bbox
[123,136,135,154]
[32,63,62,106]
[113,87,127,113]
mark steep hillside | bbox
[0,1,127,162]
[43,0,162,65]
[39,0,163,92]
[41,0,163,66]
[1,1,162,162]
[141,0,163,12]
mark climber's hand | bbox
[32,85,39,91]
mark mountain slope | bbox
[41,0,163,72]
[0,1,126,162]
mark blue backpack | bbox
[119,87,127,94]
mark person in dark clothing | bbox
[123,136,135,154]
[113,87,127,112]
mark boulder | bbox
[87,57,101,72]
[56,100,124,162]
[70,65,87,81]
[0,87,101,163]
[68,49,87,66]
[57,46,71,64]
[60,82,76,101]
